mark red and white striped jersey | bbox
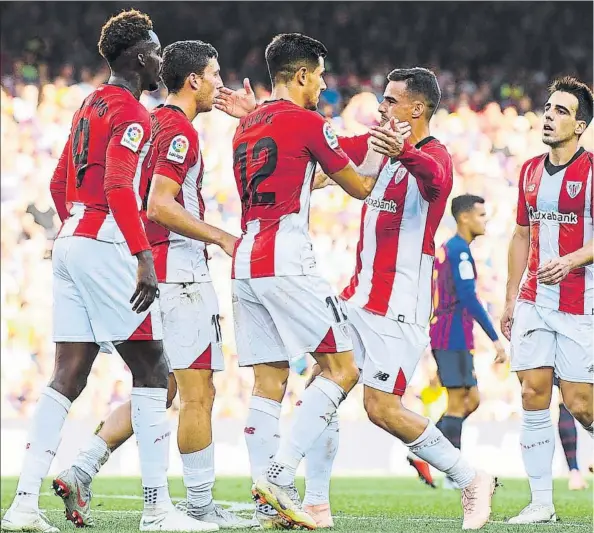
[50,84,152,255]
[341,137,453,326]
[144,105,209,283]
[231,100,353,279]
[516,147,593,315]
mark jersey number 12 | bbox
[233,137,278,206]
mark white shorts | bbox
[346,302,430,395]
[233,275,352,366]
[159,282,224,372]
[52,237,163,344]
[511,301,594,383]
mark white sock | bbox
[304,411,339,506]
[15,387,71,508]
[269,377,345,486]
[73,434,110,483]
[407,421,476,489]
[131,387,171,511]
[521,409,554,506]
[245,396,281,482]
[183,443,215,509]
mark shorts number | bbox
[326,296,347,323]
[233,137,278,207]
[211,314,222,344]
[72,117,90,187]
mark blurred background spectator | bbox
[1,1,592,425]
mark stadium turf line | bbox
[2,476,592,532]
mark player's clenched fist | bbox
[131,250,159,313]
[369,117,411,158]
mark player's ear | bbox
[296,66,308,87]
[575,120,587,136]
[411,100,424,119]
[188,73,200,91]
[137,53,146,68]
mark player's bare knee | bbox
[520,380,551,410]
[364,389,403,428]
[565,394,593,427]
[320,356,359,392]
[466,388,481,416]
[253,363,289,402]
[48,377,86,403]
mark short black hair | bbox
[161,40,218,93]
[387,67,441,119]
[451,194,485,221]
[549,76,594,127]
[98,9,153,63]
[265,33,327,85]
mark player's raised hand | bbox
[131,250,159,313]
[537,256,573,285]
[214,78,257,118]
[500,301,515,341]
[369,117,411,158]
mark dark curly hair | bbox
[98,9,154,63]
[161,40,218,94]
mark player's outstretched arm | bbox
[147,174,238,257]
[213,78,257,119]
[104,121,157,313]
[49,136,71,222]
[501,224,530,340]
[328,163,379,199]
[537,238,594,285]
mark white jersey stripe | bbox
[584,166,593,314]
[388,175,431,324]
[535,167,565,309]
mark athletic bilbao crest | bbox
[566,181,582,199]
[394,167,407,184]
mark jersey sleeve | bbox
[448,240,499,342]
[338,134,370,167]
[516,160,531,226]
[304,113,351,175]
[153,124,198,185]
[398,141,452,202]
[103,109,151,255]
[49,136,71,222]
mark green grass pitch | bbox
[2,476,592,532]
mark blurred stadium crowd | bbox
[1,2,592,425]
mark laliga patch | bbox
[120,123,144,152]
[323,122,339,149]
[166,135,189,164]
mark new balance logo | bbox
[373,371,390,382]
